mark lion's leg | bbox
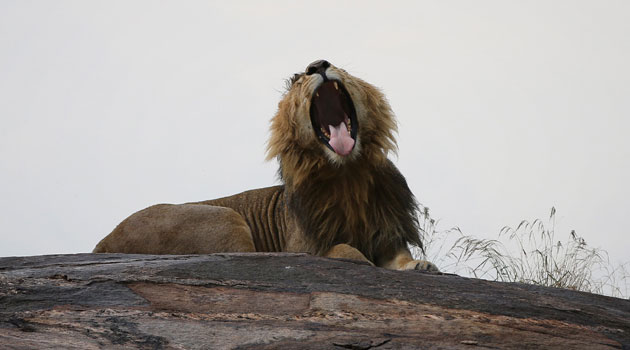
[375,246,439,272]
[93,204,256,254]
[324,243,373,265]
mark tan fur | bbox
[94,61,438,272]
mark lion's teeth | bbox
[333,81,339,90]
[316,92,319,97]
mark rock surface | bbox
[1,253,629,349]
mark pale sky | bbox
[1,1,628,266]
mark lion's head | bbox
[266,60,420,259]
[267,60,398,180]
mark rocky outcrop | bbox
[1,253,628,349]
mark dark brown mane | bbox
[282,155,422,260]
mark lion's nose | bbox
[306,60,331,76]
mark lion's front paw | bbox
[403,260,440,272]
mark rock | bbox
[0,253,628,349]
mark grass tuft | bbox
[412,207,629,299]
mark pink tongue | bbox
[328,122,355,156]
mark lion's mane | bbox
[266,66,422,260]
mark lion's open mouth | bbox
[309,80,358,156]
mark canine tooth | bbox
[316,92,319,97]
[333,81,339,90]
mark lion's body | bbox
[93,60,437,271]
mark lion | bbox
[93,60,438,271]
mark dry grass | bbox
[412,207,629,299]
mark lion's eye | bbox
[285,73,304,90]
[291,73,303,85]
